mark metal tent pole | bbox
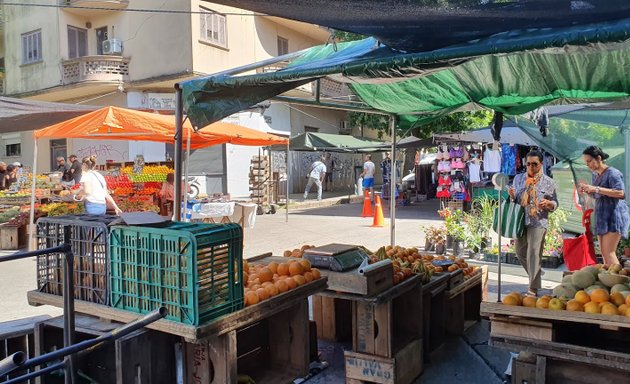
[497,188,503,302]
[183,128,191,222]
[624,125,630,206]
[286,140,289,223]
[389,115,396,248]
[28,140,38,251]
[174,86,184,221]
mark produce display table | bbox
[28,278,326,384]
[444,266,488,336]
[481,302,630,383]
[188,201,258,228]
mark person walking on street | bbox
[360,154,376,201]
[323,153,335,192]
[304,156,327,201]
[578,146,629,265]
[509,150,558,297]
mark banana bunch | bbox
[411,260,433,284]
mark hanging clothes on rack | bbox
[468,157,482,183]
[483,144,501,173]
[501,143,517,176]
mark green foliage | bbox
[465,196,498,251]
[334,30,365,42]
[442,208,467,241]
[544,208,569,256]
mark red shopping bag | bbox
[563,209,597,271]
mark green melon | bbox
[610,284,629,294]
[571,270,596,289]
[562,275,575,284]
[620,291,630,299]
[553,284,578,300]
[581,265,600,278]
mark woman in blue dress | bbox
[579,146,629,265]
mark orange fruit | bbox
[590,289,610,303]
[311,268,321,280]
[508,292,523,306]
[277,263,290,276]
[248,273,258,283]
[298,259,311,272]
[626,293,630,307]
[618,304,628,316]
[610,292,626,306]
[245,291,259,306]
[289,262,305,276]
[258,268,274,283]
[261,282,273,288]
[522,296,537,308]
[286,277,298,290]
[566,300,584,312]
[243,260,249,271]
[283,250,292,257]
[574,290,591,305]
[584,301,601,314]
[249,284,261,292]
[256,288,269,301]
[304,272,314,283]
[502,295,520,306]
[275,279,289,293]
[625,307,630,317]
[536,297,551,309]
[265,284,279,297]
[601,303,618,315]
[268,262,279,274]
[243,271,249,283]
[293,275,306,286]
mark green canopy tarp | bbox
[290,132,385,152]
[181,18,630,130]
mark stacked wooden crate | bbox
[249,155,271,204]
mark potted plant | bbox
[431,226,448,255]
[618,231,630,258]
[470,195,497,250]
[422,226,436,251]
[438,208,454,248]
[444,208,467,257]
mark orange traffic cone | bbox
[372,194,385,227]
[361,189,373,217]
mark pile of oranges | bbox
[243,259,322,307]
[502,289,630,317]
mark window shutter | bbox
[78,29,87,57]
[200,12,207,40]
[218,16,226,46]
[68,27,77,59]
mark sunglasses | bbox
[526,162,541,167]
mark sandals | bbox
[527,289,538,297]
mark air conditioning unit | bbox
[102,38,123,55]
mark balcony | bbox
[60,0,129,16]
[62,55,130,85]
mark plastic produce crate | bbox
[109,222,244,326]
[36,215,120,305]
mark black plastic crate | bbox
[36,215,121,305]
[542,256,563,269]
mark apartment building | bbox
[0,0,349,196]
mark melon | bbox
[571,270,596,289]
[562,275,575,284]
[553,284,578,300]
[581,265,600,278]
[620,291,630,299]
[610,284,629,294]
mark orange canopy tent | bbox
[33,106,288,148]
[28,106,288,248]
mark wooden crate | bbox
[482,302,630,383]
[444,267,486,336]
[0,223,27,250]
[184,300,310,384]
[446,269,464,290]
[35,315,177,384]
[0,316,50,384]
[311,295,352,341]
[345,338,423,384]
[421,273,450,357]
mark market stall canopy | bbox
[290,132,384,152]
[33,106,288,148]
[385,135,434,149]
[0,96,96,133]
[204,0,630,52]
[181,23,630,130]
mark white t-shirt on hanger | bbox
[483,148,501,173]
[468,161,481,183]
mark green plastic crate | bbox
[109,222,244,325]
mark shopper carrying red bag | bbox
[563,209,597,271]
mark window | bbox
[277,36,289,56]
[96,27,108,55]
[6,144,21,157]
[68,26,88,59]
[200,8,227,48]
[22,30,43,64]
[304,126,319,133]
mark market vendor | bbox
[67,155,82,185]
[74,155,122,215]
[1,164,18,190]
[159,173,190,216]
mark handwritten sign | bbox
[346,354,394,384]
[187,343,212,384]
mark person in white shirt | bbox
[74,155,122,215]
[360,154,376,200]
[304,156,327,201]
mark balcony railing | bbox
[62,55,130,85]
[61,0,129,16]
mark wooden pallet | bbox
[444,267,487,336]
[345,338,423,384]
[421,274,450,357]
[0,223,27,250]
